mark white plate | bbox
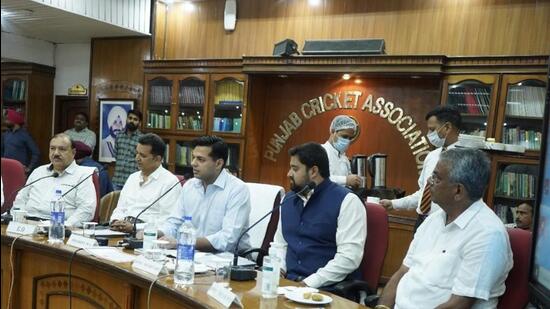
[285,290,332,305]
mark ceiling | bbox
[1,0,149,44]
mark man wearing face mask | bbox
[321,115,362,189]
[380,106,461,231]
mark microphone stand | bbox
[122,177,186,249]
[230,182,316,281]
[1,172,59,224]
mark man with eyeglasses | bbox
[380,106,461,231]
[377,148,512,309]
[321,115,362,189]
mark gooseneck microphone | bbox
[230,181,317,281]
[122,177,187,249]
[61,166,105,198]
[1,172,59,224]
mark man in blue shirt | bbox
[160,135,251,253]
[74,141,113,198]
[1,109,40,173]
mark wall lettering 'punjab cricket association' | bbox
[263,91,431,175]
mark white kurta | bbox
[321,141,351,186]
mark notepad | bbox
[85,247,136,263]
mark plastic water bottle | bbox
[143,217,157,252]
[262,247,281,298]
[174,216,196,285]
[48,189,65,244]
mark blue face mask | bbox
[333,136,351,153]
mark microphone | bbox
[122,177,187,249]
[61,166,105,198]
[1,172,59,224]
[230,181,317,281]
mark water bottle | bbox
[143,217,158,252]
[48,189,65,244]
[174,216,196,285]
[262,247,281,298]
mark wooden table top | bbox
[1,224,369,308]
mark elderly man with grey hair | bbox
[377,148,513,309]
[321,115,362,188]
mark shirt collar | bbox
[140,164,163,182]
[50,160,78,176]
[446,198,484,229]
[193,168,229,190]
[324,141,343,156]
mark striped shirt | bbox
[112,130,142,187]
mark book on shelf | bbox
[176,144,192,166]
[496,171,536,199]
[503,127,542,150]
[505,85,545,118]
[179,85,205,105]
[3,80,26,101]
[149,85,172,105]
[447,86,491,116]
[148,112,171,129]
[214,80,243,104]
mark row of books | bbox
[447,87,491,115]
[3,80,26,101]
[179,85,205,105]
[148,112,171,129]
[149,85,172,105]
[177,115,202,130]
[213,117,242,133]
[505,86,546,117]
[214,80,243,104]
[175,143,238,167]
[495,171,537,199]
[502,127,542,150]
[494,204,516,224]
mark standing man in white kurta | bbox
[321,115,362,189]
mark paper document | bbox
[165,251,255,267]
[85,247,136,263]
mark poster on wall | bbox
[98,99,134,162]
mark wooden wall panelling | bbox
[242,75,268,182]
[89,37,151,135]
[381,220,415,282]
[155,0,550,59]
[249,75,441,193]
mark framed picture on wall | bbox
[98,99,135,162]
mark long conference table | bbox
[1,225,368,308]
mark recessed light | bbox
[308,0,321,6]
[354,79,362,84]
[182,1,195,12]
[342,74,351,80]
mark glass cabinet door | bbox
[226,142,241,177]
[2,77,27,117]
[146,77,173,130]
[493,162,538,225]
[177,77,206,132]
[175,140,193,179]
[445,79,494,137]
[211,77,244,134]
[500,79,546,151]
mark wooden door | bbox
[54,95,89,134]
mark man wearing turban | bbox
[1,109,40,173]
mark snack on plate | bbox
[303,292,312,299]
[311,293,324,301]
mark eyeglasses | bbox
[428,173,443,186]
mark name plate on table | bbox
[7,222,37,235]
[67,234,98,248]
[132,255,164,276]
[207,282,243,308]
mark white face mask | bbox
[427,125,447,148]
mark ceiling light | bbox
[342,74,351,80]
[354,79,362,84]
[182,1,195,12]
[309,0,322,6]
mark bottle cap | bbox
[183,216,192,221]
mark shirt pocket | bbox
[421,251,460,289]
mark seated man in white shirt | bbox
[272,142,367,288]
[321,115,362,189]
[13,133,96,227]
[110,133,182,232]
[159,135,251,253]
[377,148,513,309]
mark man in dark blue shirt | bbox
[1,109,40,173]
[74,141,114,198]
